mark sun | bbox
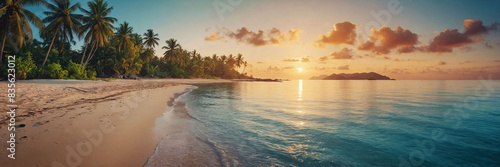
[297,68,303,72]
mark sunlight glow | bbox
[297,68,303,72]
[298,80,303,101]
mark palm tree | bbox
[140,47,155,64]
[236,53,243,71]
[228,54,236,68]
[124,54,142,75]
[41,0,82,67]
[114,22,134,54]
[130,33,142,48]
[220,55,227,64]
[241,61,248,75]
[79,0,116,67]
[0,0,45,66]
[219,55,227,76]
[162,38,181,65]
[143,29,159,48]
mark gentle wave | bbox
[147,80,500,166]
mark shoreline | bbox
[0,79,232,166]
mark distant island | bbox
[310,72,394,80]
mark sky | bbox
[26,0,500,80]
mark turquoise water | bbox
[150,80,500,166]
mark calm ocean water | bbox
[147,80,500,167]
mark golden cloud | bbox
[315,21,357,47]
[357,26,420,55]
[205,27,302,47]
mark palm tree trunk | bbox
[82,43,95,69]
[80,41,89,66]
[0,34,7,67]
[42,28,60,67]
[59,31,66,58]
[83,44,98,68]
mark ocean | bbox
[145,80,500,167]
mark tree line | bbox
[0,0,250,80]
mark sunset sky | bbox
[27,0,500,79]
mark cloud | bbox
[393,58,427,62]
[338,65,350,70]
[230,27,267,46]
[358,26,420,55]
[283,66,295,70]
[267,66,280,71]
[438,61,447,65]
[282,58,300,62]
[315,21,357,47]
[314,66,336,71]
[282,57,310,63]
[319,56,329,62]
[464,19,498,36]
[331,48,356,59]
[204,32,221,41]
[289,29,303,41]
[205,27,302,47]
[495,60,500,63]
[256,61,264,64]
[428,19,499,53]
[427,29,473,53]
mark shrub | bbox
[86,69,96,80]
[170,66,188,78]
[44,63,68,79]
[66,61,87,80]
[15,56,37,79]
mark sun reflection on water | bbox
[298,80,303,101]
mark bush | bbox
[86,69,96,80]
[44,63,68,79]
[15,56,37,79]
[170,66,188,78]
[66,61,87,80]
[27,66,40,79]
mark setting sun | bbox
[1,0,499,166]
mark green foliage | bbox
[15,56,37,79]
[170,66,189,78]
[145,65,159,77]
[86,69,97,80]
[43,63,68,79]
[67,61,88,79]
[1,2,251,80]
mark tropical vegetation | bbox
[0,0,250,80]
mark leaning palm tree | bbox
[41,0,83,67]
[0,0,45,66]
[143,29,159,48]
[79,0,116,67]
[114,21,134,53]
[162,38,181,65]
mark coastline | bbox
[0,79,232,167]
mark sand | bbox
[0,79,232,167]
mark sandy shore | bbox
[0,79,232,167]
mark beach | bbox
[0,79,231,167]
